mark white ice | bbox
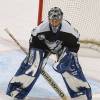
[0,48,100,99]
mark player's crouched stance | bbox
[6,7,92,100]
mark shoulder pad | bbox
[31,20,50,36]
[65,20,71,26]
[61,20,80,39]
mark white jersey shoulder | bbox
[31,20,50,36]
[61,20,80,39]
[31,19,80,39]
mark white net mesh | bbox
[42,0,100,41]
[40,0,100,57]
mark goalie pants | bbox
[6,48,92,100]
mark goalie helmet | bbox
[48,7,63,20]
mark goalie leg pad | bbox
[55,51,92,100]
[6,48,45,99]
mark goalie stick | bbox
[4,28,68,100]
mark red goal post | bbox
[38,0,43,25]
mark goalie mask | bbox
[48,7,63,20]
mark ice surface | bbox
[0,50,100,99]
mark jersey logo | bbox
[45,40,63,53]
[38,35,45,40]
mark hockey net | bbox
[38,0,100,57]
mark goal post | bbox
[38,0,43,25]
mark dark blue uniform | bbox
[6,20,92,100]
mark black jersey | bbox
[29,20,80,54]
